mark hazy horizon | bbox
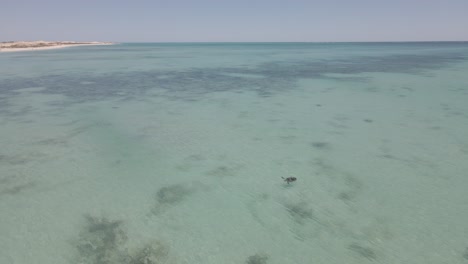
[2,41,468,44]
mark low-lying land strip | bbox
[0,41,115,52]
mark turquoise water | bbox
[1,42,468,263]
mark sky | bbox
[1,0,468,42]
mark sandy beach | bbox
[0,41,115,52]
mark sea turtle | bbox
[282,176,297,184]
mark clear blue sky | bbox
[2,0,467,42]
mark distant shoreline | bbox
[0,41,115,52]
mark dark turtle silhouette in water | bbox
[282,176,297,184]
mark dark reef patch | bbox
[129,241,171,264]
[337,191,355,202]
[156,184,192,205]
[151,182,208,215]
[0,182,36,196]
[1,50,466,106]
[284,201,315,225]
[348,243,377,260]
[246,253,269,264]
[74,215,174,264]
[337,174,363,203]
[75,215,128,264]
[310,141,331,150]
[463,247,468,260]
[206,164,242,178]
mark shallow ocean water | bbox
[1,42,468,264]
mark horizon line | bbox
[116,40,468,43]
[2,40,468,44]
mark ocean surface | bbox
[1,42,468,264]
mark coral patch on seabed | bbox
[246,253,269,264]
[156,184,192,205]
[129,241,171,264]
[150,181,209,215]
[75,215,128,264]
[284,201,315,225]
[463,247,468,260]
[73,215,174,264]
[206,164,243,178]
[348,243,377,260]
[310,141,331,150]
